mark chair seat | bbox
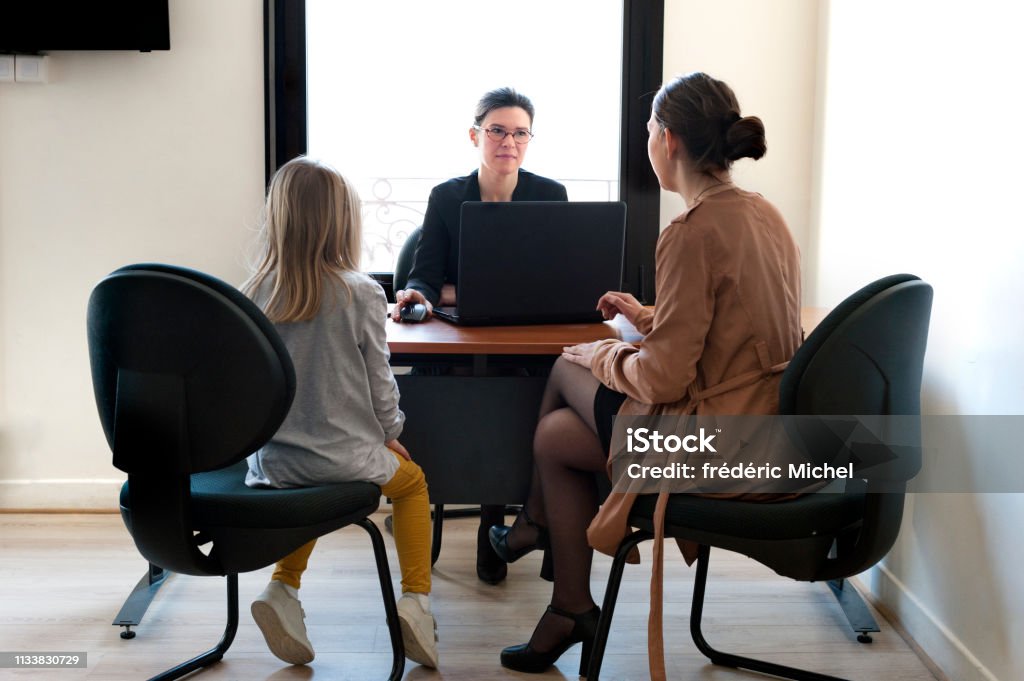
[630,482,866,542]
[120,461,382,530]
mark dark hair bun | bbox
[725,116,767,161]
[654,73,767,171]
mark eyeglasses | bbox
[473,125,534,145]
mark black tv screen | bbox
[0,1,170,52]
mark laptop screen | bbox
[451,201,627,325]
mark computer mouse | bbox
[399,302,428,322]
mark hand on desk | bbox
[391,289,433,323]
[597,291,645,326]
[391,285,458,322]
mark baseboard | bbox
[0,478,124,511]
[864,564,1000,681]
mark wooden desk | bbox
[388,306,827,358]
[387,317,634,508]
[386,315,639,356]
[388,317,638,564]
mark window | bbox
[265,0,662,300]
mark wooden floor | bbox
[0,512,941,681]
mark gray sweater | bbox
[246,271,403,488]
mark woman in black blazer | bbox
[391,87,567,584]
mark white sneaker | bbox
[251,581,315,665]
[397,593,439,668]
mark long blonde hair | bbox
[242,157,362,322]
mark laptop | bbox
[432,201,627,326]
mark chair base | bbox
[126,520,404,681]
[148,574,238,681]
[827,578,878,643]
[112,562,170,639]
[587,533,852,681]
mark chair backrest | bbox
[779,274,933,578]
[781,273,927,416]
[88,264,296,574]
[88,263,296,476]
[392,226,422,293]
[781,275,932,478]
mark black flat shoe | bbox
[490,526,554,581]
[488,510,550,564]
[477,523,507,585]
[500,604,600,675]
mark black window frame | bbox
[264,0,663,302]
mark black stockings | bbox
[510,358,608,652]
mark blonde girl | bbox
[243,157,438,669]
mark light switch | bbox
[0,55,14,83]
[15,55,49,83]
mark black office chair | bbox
[586,274,933,681]
[87,263,404,681]
[393,225,422,295]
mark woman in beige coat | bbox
[489,72,803,674]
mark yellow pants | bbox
[272,451,432,594]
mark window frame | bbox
[263,0,663,302]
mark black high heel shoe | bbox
[489,509,550,563]
[500,604,601,675]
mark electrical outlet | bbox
[15,55,49,83]
[0,55,15,83]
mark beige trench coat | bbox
[586,184,803,680]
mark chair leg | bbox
[112,562,170,639]
[357,518,405,681]
[431,503,443,565]
[148,574,239,681]
[586,529,653,680]
[426,504,521,566]
[827,578,878,643]
[690,545,850,681]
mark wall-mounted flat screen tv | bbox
[0,1,170,53]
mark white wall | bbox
[0,0,265,508]
[815,2,1024,680]
[662,0,821,291]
